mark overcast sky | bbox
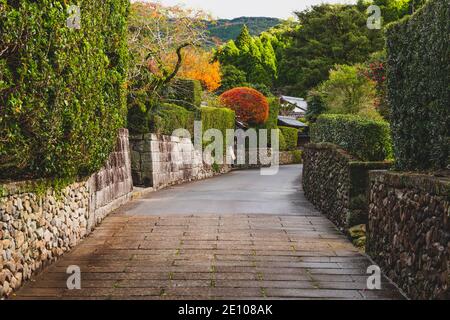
[136,0,357,19]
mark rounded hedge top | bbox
[219,87,269,125]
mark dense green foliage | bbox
[357,0,426,24]
[128,103,194,136]
[255,97,280,147]
[291,150,303,164]
[165,79,203,112]
[214,25,278,91]
[207,17,280,42]
[278,126,298,151]
[305,91,326,123]
[311,114,392,161]
[218,65,248,93]
[264,98,281,132]
[201,106,235,147]
[278,4,384,97]
[0,0,129,180]
[386,0,450,171]
[153,104,195,136]
[317,64,382,121]
[277,129,287,152]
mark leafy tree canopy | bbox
[277,4,384,97]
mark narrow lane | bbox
[13,165,405,300]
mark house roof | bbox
[280,95,308,112]
[278,116,308,128]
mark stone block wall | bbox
[302,143,391,230]
[0,129,132,298]
[367,171,449,300]
[130,134,230,189]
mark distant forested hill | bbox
[207,17,281,43]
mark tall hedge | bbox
[153,104,194,136]
[311,114,393,161]
[278,126,298,151]
[255,97,280,147]
[386,0,450,171]
[0,0,129,180]
[201,107,235,144]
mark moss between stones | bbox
[0,177,78,198]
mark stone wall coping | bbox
[369,170,450,196]
[0,178,87,197]
[305,142,393,168]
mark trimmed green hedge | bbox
[152,104,194,136]
[201,107,235,134]
[311,114,393,161]
[256,97,280,147]
[277,129,287,152]
[128,102,194,136]
[166,78,203,112]
[0,0,129,180]
[279,126,298,151]
[201,106,235,146]
[386,0,450,171]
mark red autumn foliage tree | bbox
[220,87,269,125]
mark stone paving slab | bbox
[12,214,405,300]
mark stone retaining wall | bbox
[302,143,391,230]
[0,129,132,298]
[130,134,230,189]
[367,171,449,300]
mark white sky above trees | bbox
[133,0,357,19]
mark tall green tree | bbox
[277,4,384,97]
[214,25,278,90]
[357,0,427,24]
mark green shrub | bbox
[291,150,303,164]
[279,126,298,151]
[165,78,203,111]
[277,129,287,152]
[386,0,449,171]
[255,97,280,146]
[0,0,129,180]
[305,90,326,123]
[311,114,392,161]
[264,97,280,131]
[128,102,195,137]
[201,106,235,146]
[152,104,194,136]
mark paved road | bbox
[124,165,318,215]
[13,165,405,300]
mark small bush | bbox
[165,78,203,111]
[220,87,269,125]
[311,114,392,161]
[279,126,298,151]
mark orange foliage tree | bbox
[220,87,269,125]
[171,48,221,92]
